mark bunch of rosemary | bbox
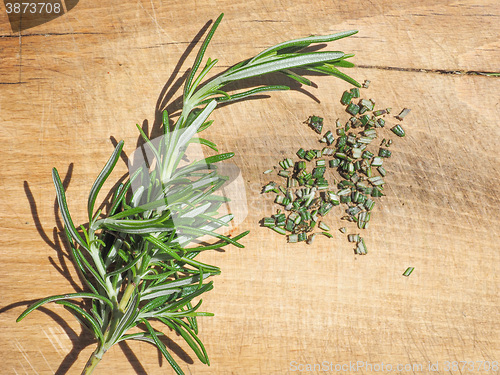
[17,14,359,375]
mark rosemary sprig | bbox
[17,13,359,375]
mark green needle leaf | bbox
[248,30,358,63]
[158,317,209,364]
[188,137,218,152]
[56,300,105,343]
[17,293,114,322]
[200,85,290,105]
[223,51,345,82]
[142,319,185,375]
[52,168,89,251]
[88,141,124,222]
[184,13,224,101]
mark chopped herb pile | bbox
[261,83,411,254]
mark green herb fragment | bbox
[339,227,347,233]
[371,187,384,197]
[364,199,375,211]
[341,90,354,105]
[340,195,351,203]
[263,217,275,227]
[297,148,306,159]
[350,87,360,98]
[307,233,317,244]
[359,99,374,112]
[347,205,362,216]
[396,108,411,120]
[377,166,386,177]
[346,103,360,115]
[368,176,385,186]
[272,226,287,235]
[351,148,363,159]
[307,115,324,134]
[263,181,279,193]
[357,211,371,229]
[337,188,351,196]
[296,161,306,171]
[274,213,286,226]
[371,157,383,166]
[279,160,288,169]
[328,159,338,168]
[322,147,334,156]
[362,80,371,88]
[373,109,386,116]
[359,114,371,125]
[378,148,392,158]
[355,237,367,254]
[403,267,415,277]
[318,202,334,216]
[328,192,340,205]
[348,234,360,242]
[391,124,405,137]
[278,170,290,178]
[362,150,374,159]
[318,222,330,231]
[316,159,326,167]
[305,150,316,161]
[363,129,377,138]
[323,130,335,145]
[263,169,273,174]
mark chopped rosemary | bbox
[350,87,360,98]
[346,103,360,115]
[391,124,405,137]
[341,90,354,105]
[348,233,360,242]
[297,148,306,159]
[355,237,367,254]
[396,108,411,120]
[260,81,409,259]
[307,233,317,244]
[307,115,324,133]
[318,222,330,231]
[403,267,415,277]
[378,148,392,158]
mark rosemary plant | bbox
[17,13,359,375]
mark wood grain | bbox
[1,0,499,374]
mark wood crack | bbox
[0,32,107,38]
[356,64,500,77]
[0,81,28,85]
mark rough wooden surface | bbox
[1,0,499,374]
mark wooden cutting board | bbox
[1,1,499,374]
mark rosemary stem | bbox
[118,282,136,311]
[82,345,106,375]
